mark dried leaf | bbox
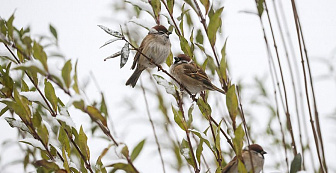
[153,74,175,95]
[99,38,122,49]
[120,42,129,68]
[98,25,123,38]
[104,51,122,61]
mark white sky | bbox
[1,0,336,172]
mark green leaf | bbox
[58,128,71,156]
[196,98,212,120]
[150,0,161,18]
[86,106,107,126]
[190,129,215,155]
[7,13,15,39]
[226,85,238,128]
[179,37,192,58]
[77,126,90,161]
[130,139,146,161]
[49,24,58,40]
[107,163,136,173]
[219,38,228,81]
[0,106,9,117]
[180,139,195,168]
[290,153,302,173]
[237,159,248,173]
[33,41,48,71]
[232,124,245,157]
[257,0,264,16]
[120,144,129,158]
[172,106,186,130]
[187,104,194,128]
[100,93,108,116]
[45,80,58,112]
[62,147,71,173]
[62,60,72,89]
[13,89,31,122]
[34,160,59,171]
[72,60,80,94]
[196,29,203,44]
[207,7,224,46]
[167,0,174,13]
[200,0,210,14]
[196,139,203,166]
[37,124,49,146]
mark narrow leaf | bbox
[45,80,58,112]
[290,153,302,173]
[62,60,72,89]
[153,74,175,95]
[130,139,146,161]
[86,106,107,126]
[100,38,122,49]
[104,51,122,61]
[97,25,123,38]
[49,24,58,40]
[207,7,224,46]
[120,42,130,68]
[257,0,264,16]
[197,98,211,120]
[226,85,238,128]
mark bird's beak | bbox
[262,151,267,155]
[167,31,172,35]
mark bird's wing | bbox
[183,63,213,86]
[222,156,238,173]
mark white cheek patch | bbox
[257,152,263,158]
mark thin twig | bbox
[140,79,167,173]
[277,0,315,169]
[160,0,182,37]
[236,86,254,173]
[289,0,325,172]
[263,0,298,156]
[296,10,327,171]
[176,90,200,173]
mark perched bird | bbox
[170,54,225,94]
[222,144,267,173]
[126,25,171,87]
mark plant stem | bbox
[140,80,167,173]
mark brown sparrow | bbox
[222,144,267,173]
[126,25,171,87]
[170,54,225,94]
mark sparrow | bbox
[170,54,225,94]
[222,144,267,173]
[126,25,172,87]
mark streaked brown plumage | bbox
[170,54,225,94]
[126,25,171,87]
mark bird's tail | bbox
[211,85,226,94]
[125,68,144,87]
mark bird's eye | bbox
[158,31,165,34]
